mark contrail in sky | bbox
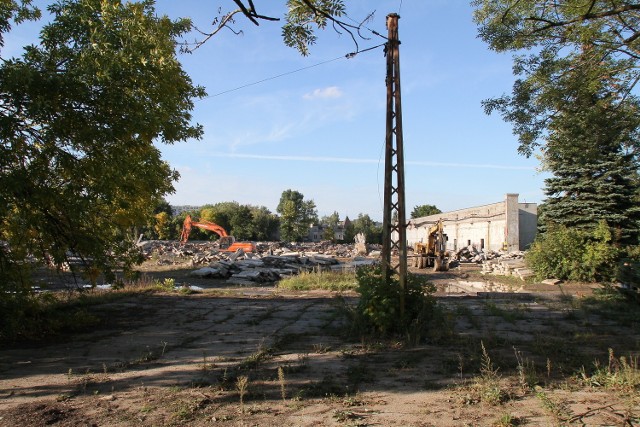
[210,153,536,171]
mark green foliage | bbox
[277,189,318,242]
[526,221,621,282]
[352,265,439,342]
[410,204,442,219]
[0,0,204,287]
[579,349,640,392]
[350,213,382,244]
[282,0,346,56]
[474,1,640,246]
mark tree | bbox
[351,213,382,244]
[474,1,640,64]
[473,0,640,157]
[473,1,640,246]
[184,0,372,57]
[410,204,442,219]
[0,0,204,289]
[276,189,318,241]
[248,205,279,241]
[320,211,340,241]
[538,59,640,243]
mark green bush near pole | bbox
[350,265,443,343]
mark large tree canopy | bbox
[0,0,204,287]
[474,0,640,156]
[474,0,640,245]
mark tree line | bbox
[148,189,388,244]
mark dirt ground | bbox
[1,263,639,427]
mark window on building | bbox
[481,238,485,249]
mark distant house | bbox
[403,194,537,252]
[307,217,351,242]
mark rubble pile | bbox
[450,246,506,263]
[481,252,534,280]
[138,240,380,286]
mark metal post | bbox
[381,13,407,315]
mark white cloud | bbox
[303,86,343,100]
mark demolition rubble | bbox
[449,245,532,280]
[138,240,381,286]
[138,238,535,286]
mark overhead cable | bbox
[200,43,385,100]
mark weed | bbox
[579,348,640,391]
[154,278,175,292]
[140,404,154,413]
[514,347,538,391]
[278,366,286,402]
[536,390,573,423]
[239,342,273,371]
[201,352,215,372]
[493,413,522,427]
[236,376,249,413]
[299,374,346,399]
[333,409,364,423]
[346,362,373,389]
[467,341,507,405]
[312,343,332,353]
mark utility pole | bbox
[381,13,407,314]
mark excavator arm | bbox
[180,215,256,252]
[181,215,231,244]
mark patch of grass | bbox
[492,413,524,426]
[297,374,347,399]
[238,342,273,371]
[277,270,357,291]
[536,390,573,424]
[578,348,640,391]
[576,287,640,327]
[483,301,527,323]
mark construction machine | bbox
[180,215,256,252]
[412,219,449,271]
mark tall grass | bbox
[277,269,357,291]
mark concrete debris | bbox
[480,252,532,280]
[451,245,521,264]
[140,240,382,285]
[541,278,562,285]
[354,232,367,255]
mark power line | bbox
[200,43,385,100]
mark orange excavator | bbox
[180,215,256,252]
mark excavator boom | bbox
[180,215,255,252]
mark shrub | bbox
[527,221,621,282]
[352,265,440,342]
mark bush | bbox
[351,265,441,343]
[527,221,621,282]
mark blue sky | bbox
[7,1,548,221]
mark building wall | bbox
[405,194,537,252]
[518,202,538,249]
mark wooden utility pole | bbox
[381,13,407,313]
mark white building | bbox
[404,194,537,252]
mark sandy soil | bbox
[1,265,638,427]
